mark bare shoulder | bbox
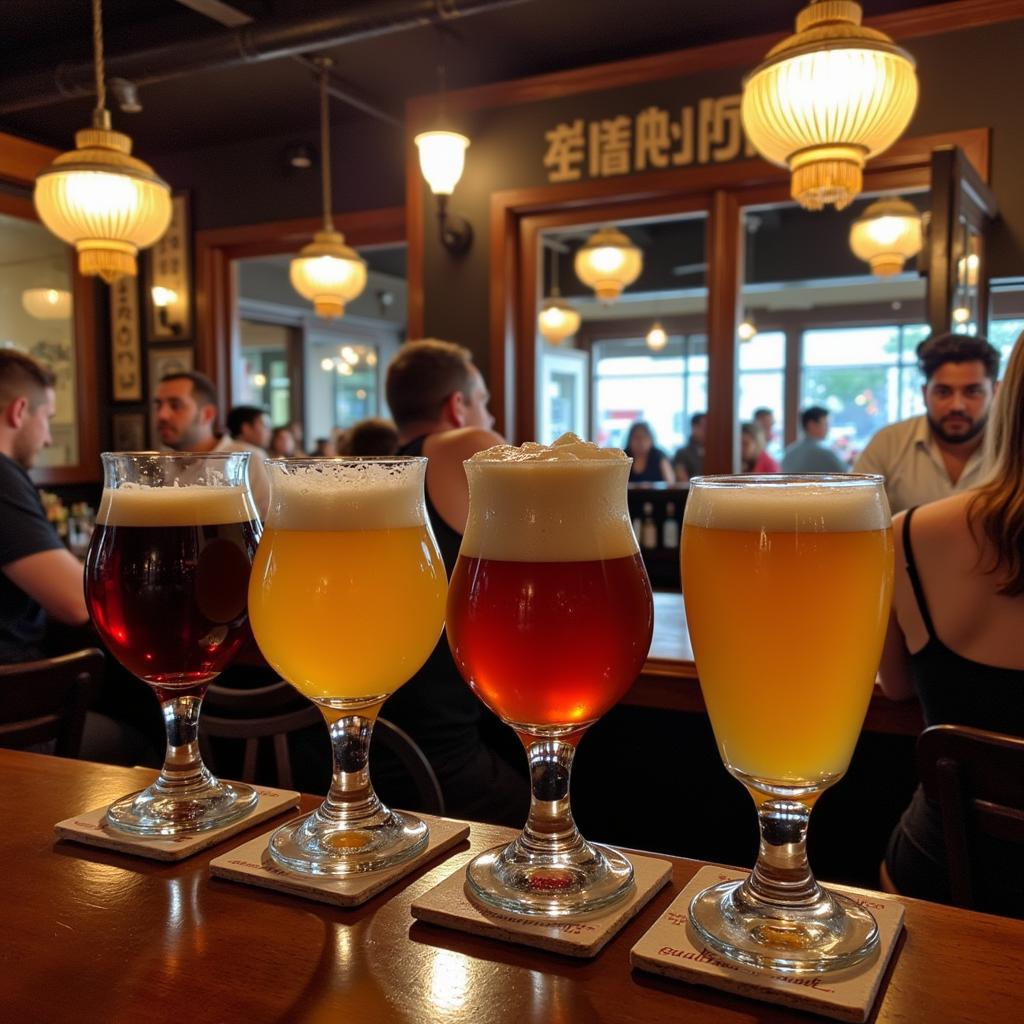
[426,428,505,463]
[912,490,975,533]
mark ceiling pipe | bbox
[0,0,531,116]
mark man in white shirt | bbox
[153,372,270,519]
[853,333,999,513]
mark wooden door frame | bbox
[0,132,100,485]
[195,207,405,413]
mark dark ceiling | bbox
[1,0,940,157]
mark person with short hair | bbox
[226,405,271,450]
[154,372,270,519]
[854,333,1000,512]
[672,412,706,481]
[878,333,1024,913]
[753,407,776,447]
[379,339,528,826]
[338,418,399,457]
[781,406,847,473]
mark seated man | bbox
[377,339,529,826]
[781,406,846,473]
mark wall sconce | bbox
[151,285,182,334]
[415,130,472,254]
[22,288,72,320]
[849,197,922,276]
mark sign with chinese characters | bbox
[543,95,757,183]
[110,275,142,402]
[146,192,192,341]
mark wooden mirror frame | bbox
[0,132,100,485]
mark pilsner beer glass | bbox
[85,452,261,835]
[447,434,654,916]
[248,458,447,875]
[682,475,894,973]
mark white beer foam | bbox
[684,477,891,533]
[265,460,425,531]
[98,485,254,527]
[461,433,638,562]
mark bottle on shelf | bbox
[640,502,658,550]
[662,501,680,549]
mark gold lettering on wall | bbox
[110,276,142,402]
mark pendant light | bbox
[738,315,758,342]
[849,197,922,275]
[537,246,581,345]
[290,57,367,319]
[21,288,73,320]
[574,226,643,303]
[741,1,918,211]
[645,323,668,351]
[33,0,172,282]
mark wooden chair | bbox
[200,680,445,813]
[0,648,104,758]
[917,723,1024,912]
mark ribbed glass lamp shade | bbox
[21,288,72,320]
[741,1,918,211]
[538,297,581,344]
[849,197,922,274]
[415,131,470,196]
[34,126,172,283]
[574,227,643,303]
[289,230,367,319]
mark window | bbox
[990,318,1023,373]
[738,331,785,459]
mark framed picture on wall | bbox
[148,346,194,446]
[145,192,193,343]
[111,411,147,452]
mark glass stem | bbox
[517,736,588,858]
[743,797,822,908]
[157,695,210,791]
[316,711,385,828]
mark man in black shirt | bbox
[0,350,89,663]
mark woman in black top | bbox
[878,333,1024,915]
[624,421,675,484]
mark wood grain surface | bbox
[3,749,1019,1023]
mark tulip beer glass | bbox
[447,434,654,916]
[248,458,447,875]
[85,452,261,835]
[682,475,894,972]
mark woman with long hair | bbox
[624,420,675,483]
[879,333,1024,913]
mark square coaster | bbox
[209,813,470,908]
[53,785,300,862]
[410,852,673,958]
[629,865,905,1023]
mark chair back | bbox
[917,723,1024,911]
[0,648,104,757]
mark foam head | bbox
[461,433,638,562]
[98,484,255,527]
[684,475,891,533]
[263,458,427,531]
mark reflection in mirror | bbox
[536,215,709,471]
[0,211,77,467]
[740,189,928,469]
[234,245,406,452]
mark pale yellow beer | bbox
[248,461,446,703]
[682,479,893,786]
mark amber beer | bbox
[448,439,653,731]
[86,485,259,695]
[682,477,894,785]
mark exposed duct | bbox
[0,0,531,116]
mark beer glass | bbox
[682,475,894,973]
[85,452,261,835]
[447,436,654,916]
[248,458,447,875]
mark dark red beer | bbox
[446,552,653,729]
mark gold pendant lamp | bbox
[33,0,172,282]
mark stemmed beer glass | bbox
[85,452,261,835]
[682,475,894,973]
[446,435,654,916]
[248,458,447,875]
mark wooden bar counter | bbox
[2,749,1019,1023]
[628,593,925,736]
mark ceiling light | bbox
[320,357,334,371]
[341,345,359,365]
[251,372,267,388]
[21,288,72,320]
[958,252,980,288]
[537,245,580,344]
[574,226,643,303]
[849,197,923,275]
[738,316,758,342]
[646,323,668,351]
[33,0,171,282]
[952,306,971,324]
[741,1,919,211]
[285,143,316,170]
[290,57,367,319]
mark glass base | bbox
[268,806,428,876]
[105,777,258,837]
[466,839,635,918]
[688,879,879,974]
